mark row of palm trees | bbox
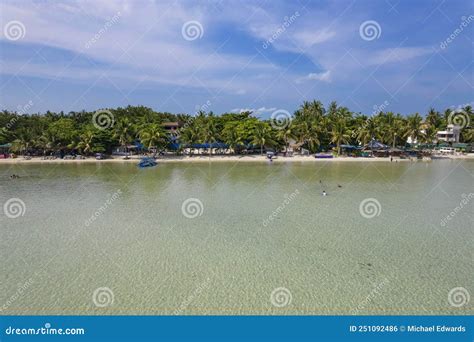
[179,102,473,155]
[0,102,472,156]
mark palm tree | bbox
[295,100,325,122]
[251,122,274,155]
[296,120,320,152]
[179,120,201,155]
[426,108,441,129]
[422,125,437,144]
[355,117,379,146]
[405,113,424,144]
[387,117,405,148]
[75,130,95,155]
[114,118,134,153]
[12,129,32,155]
[276,124,296,156]
[139,124,168,152]
[330,117,351,155]
[202,115,219,155]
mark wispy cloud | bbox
[296,70,331,83]
[367,47,433,65]
[230,107,277,115]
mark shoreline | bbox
[1,154,473,164]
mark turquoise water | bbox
[0,160,472,315]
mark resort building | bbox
[436,124,461,143]
[161,122,182,136]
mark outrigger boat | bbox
[138,157,157,168]
[315,153,333,159]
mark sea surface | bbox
[1,160,472,315]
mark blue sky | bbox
[0,0,472,118]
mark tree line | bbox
[0,101,472,156]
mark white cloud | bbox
[0,0,277,94]
[367,47,433,65]
[292,29,336,48]
[230,107,277,114]
[296,70,331,83]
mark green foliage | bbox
[0,103,471,156]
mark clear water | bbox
[1,160,472,315]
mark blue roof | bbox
[365,140,388,150]
[191,142,228,149]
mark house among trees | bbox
[436,124,461,143]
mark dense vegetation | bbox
[0,101,472,156]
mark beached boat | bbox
[138,157,157,168]
[315,154,333,159]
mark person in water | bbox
[322,190,327,196]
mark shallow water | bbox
[0,160,472,315]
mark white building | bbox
[436,124,461,143]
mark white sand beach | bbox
[1,154,473,164]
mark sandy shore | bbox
[1,154,473,164]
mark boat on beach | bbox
[138,157,157,168]
[315,154,333,159]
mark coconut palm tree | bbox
[179,120,201,155]
[74,130,95,155]
[222,121,243,154]
[330,117,351,155]
[114,118,134,153]
[11,129,32,155]
[276,124,297,156]
[36,130,60,155]
[405,113,424,144]
[139,124,168,151]
[422,125,437,144]
[296,120,320,152]
[251,122,274,155]
[355,117,380,146]
[426,108,441,129]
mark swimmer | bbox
[322,190,327,196]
